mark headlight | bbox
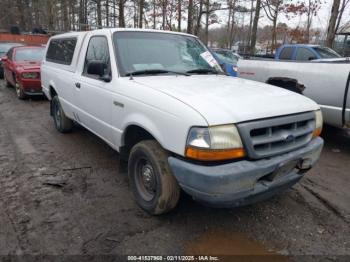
[232,66,238,72]
[185,125,245,161]
[313,110,323,137]
[22,72,39,79]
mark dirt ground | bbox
[0,80,349,260]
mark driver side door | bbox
[74,35,114,145]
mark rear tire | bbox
[15,81,26,100]
[128,140,180,215]
[52,96,73,133]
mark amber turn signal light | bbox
[185,146,246,161]
[313,127,322,137]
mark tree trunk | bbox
[96,0,102,28]
[106,0,109,27]
[194,0,204,36]
[153,0,156,29]
[177,0,182,31]
[326,0,340,47]
[113,0,117,27]
[162,0,167,29]
[62,0,69,31]
[139,0,144,28]
[187,0,193,34]
[250,0,261,54]
[204,0,210,45]
[247,0,254,52]
[229,0,236,49]
[119,0,125,27]
[272,16,277,51]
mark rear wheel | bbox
[15,80,26,100]
[52,96,73,133]
[128,140,180,215]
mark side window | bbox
[83,36,111,78]
[296,48,317,61]
[46,38,77,65]
[279,47,294,60]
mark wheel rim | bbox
[135,157,157,201]
[54,101,61,129]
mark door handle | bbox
[75,82,81,88]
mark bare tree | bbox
[177,0,182,31]
[187,0,194,34]
[250,0,261,54]
[139,0,145,27]
[326,0,341,47]
[261,0,283,50]
[119,0,126,27]
[335,0,350,33]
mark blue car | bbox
[211,48,240,77]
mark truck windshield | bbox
[113,31,222,77]
[313,47,341,58]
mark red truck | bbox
[2,46,45,99]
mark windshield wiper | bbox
[186,68,220,75]
[125,69,189,77]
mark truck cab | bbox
[41,29,324,215]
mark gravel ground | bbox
[0,80,349,261]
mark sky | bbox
[210,0,349,32]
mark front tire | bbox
[4,75,12,87]
[128,140,180,215]
[52,96,73,133]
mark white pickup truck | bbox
[238,58,350,128]
[41,29,323,215]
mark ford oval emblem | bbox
[285,134,294,142]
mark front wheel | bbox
[52,96,73,133]
[128,140,180,215]
[4,75,12,87]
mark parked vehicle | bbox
[41,29,323,215]
[275,44,342,61]
[212,48,239,77]
[238,54,350,128]
[2,46,45,99]
[0,42,24,78]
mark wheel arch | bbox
[120,124,163,161]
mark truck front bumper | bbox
[168,137,323,208]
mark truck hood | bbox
[133,75,319,125]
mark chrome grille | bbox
[238,112,315,159]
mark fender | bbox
[120,113,166,151]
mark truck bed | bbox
[238,59,350,128]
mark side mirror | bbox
[87,60,111,82]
